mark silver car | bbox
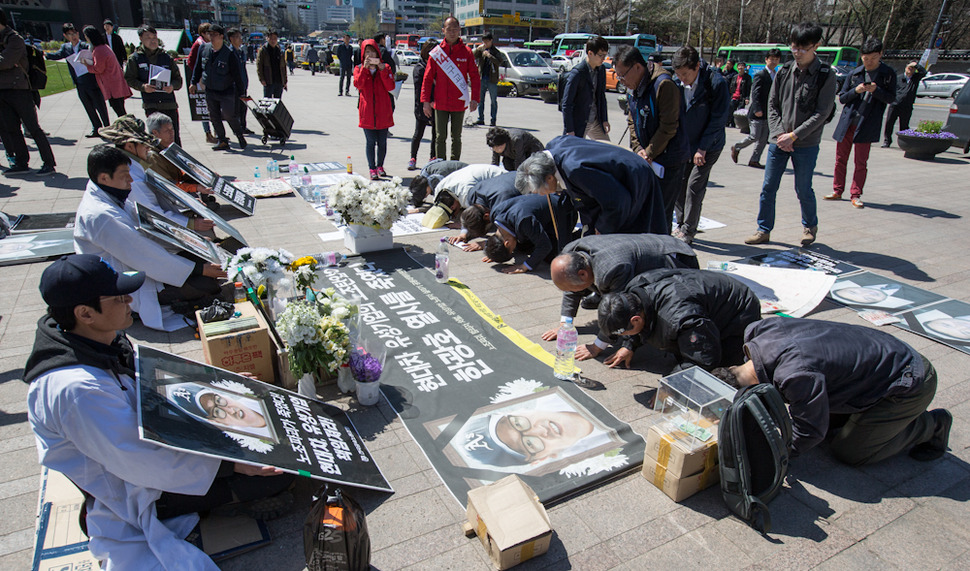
[916,73,970,98]
[496,48,557,97]
[943,85,970,153]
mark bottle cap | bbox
[234,281,242,287]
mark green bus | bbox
[524,40,553,52]
[716,44,861,75]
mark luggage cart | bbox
[246,98,293,147]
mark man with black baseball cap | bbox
[25,254,293,570]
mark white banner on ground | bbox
[709,263,835,318]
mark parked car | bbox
[496,47,557,97]
[603,58,626,94]
[916,73,970,99]
[943,85,970,153]
[535,50,554,67]
[833,64,854,91]
[394,49,420,66]
[551,55,574,73]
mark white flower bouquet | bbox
[276,299,352,379]
[224,247,295,290]
[327,175,411,230]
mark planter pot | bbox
[617,96,628,115]
[344,224,393,254]
[497,84,513,97]
[356,380,381,406]
[539,89,558,103]
[896,133,955,160]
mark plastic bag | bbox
[304,485,370,571]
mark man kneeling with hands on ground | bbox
[25,255,294,570]
[712,318,952,465]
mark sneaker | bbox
[748,161,765,169]
[730,145,739,164]
[337,92,343,96]
[881,142,891,148]
[580,292,602,310]
[377,166,387,178]
[801,226,818,246]
[3,164,30,176]
[35,164,55,177]
[909,409,952,461]
[212,141,230,151]
[407,158,417,170]
[823,192,842,200]
[369,168,379,180]
[490,121,496,127]
[744,230,770,245]
[851,197,864,209]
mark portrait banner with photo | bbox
[144,169,248,247]
[314,249,645,506]
[134,204,230,266]
[733,247,863,276]
[161,144,218,188]
[894,299,970,355]
[135,346,392,492]
[828,271,947,313]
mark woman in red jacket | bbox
[82,26,132,118]
[354,39,395,180]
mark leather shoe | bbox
[851,197,864,208]
[823,192,842,200]
[801,226,817,246]
[744,230,770,245]
[730,145,739,163]
[205,133,219,144]
[881,142,891,148]
[212,141,230,151]
[580,292,602,310]
[85,130,100,138]
[748,161,764,169]
[909,409,952,461]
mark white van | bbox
[496,48,557,97]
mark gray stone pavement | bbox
[1,64,969,570]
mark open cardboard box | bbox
[464,475,553,570]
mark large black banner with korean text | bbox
[136,346,392,492]
[318,249,645,505]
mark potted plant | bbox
[538,82,558,103]
[497,80,514,97]
[897,120,958,160]
[327,175,410,253]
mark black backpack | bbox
[26,44,47,91]
[718,383,793,534]
[775,60,836,124]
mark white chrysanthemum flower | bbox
[560,451,629,478]
[490,378,548,403]
[224,433,275,453]
[211,379,255,395]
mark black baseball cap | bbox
[40,255,145,308]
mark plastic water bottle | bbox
[346,155,353,174]
[253,166,262,187]
[266,158,277,179]
[554,317,578,380]
[288,155,299,186]
[233,281,247,304]
[435,237,449,283]
[318,251,345,266]
[302,166,312,189]
[312,185,322,205]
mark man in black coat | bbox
[46,23,108,137]
[479,193,576,274]
[542,234,698,361]
[516,135,667,236]
[597,268,760,370]
[731,49,782,168]
[825,37,896,209]
[189,25,246,151]
[715,318,951,466]
[486,127,544,171]
[560,35,610,140]
[883,61,927,148]
[103,19,127,66]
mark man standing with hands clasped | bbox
[826,38,895,209]
[421,16,479,161]
[745,22,835,247]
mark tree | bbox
[350,12,378,40]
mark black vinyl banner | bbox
[136,346,392,492]
[318,249,645,505]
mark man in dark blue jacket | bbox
[480,193,576,274]
[46,23,108,137]
[883,61,926,148]
[671,46,730,244]
[731,49,781,168]
[560,35,610,140]
[452,171,521,241]
[190,25,246,151]
[335,34,354,96]
[717,318,951,466]
[825,37,896,209]
[516,135,666,236]
[228,28,252,135]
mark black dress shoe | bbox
[85,131,100,138]
[580,292,602,310]
[881,142,891,148]
[909,409,952,461]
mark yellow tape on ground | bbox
[447,279,581,374]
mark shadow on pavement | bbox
[861,202,961,219]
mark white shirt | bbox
[434,164,506,206]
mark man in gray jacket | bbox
[746,22,835,247]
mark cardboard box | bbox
[465,475,553,570]
[197,302,278,384]
[642,457,720,502]
[644,423,718,480]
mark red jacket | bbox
[86,44,132,100]
[353,39,395,130]
[420,38,480,112]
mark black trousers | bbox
[884,103,914,144]
[155,468,294,520]
[147,106,182,147]
[0,88,56,167]
[108,97,126,118]
[77,79,110,131]
[206,90,243,143]
[234,96,249,131]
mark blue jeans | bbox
[756,144,820,233]
[478,79,498,123]
[364,128,388,169]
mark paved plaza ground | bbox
[1,63,969,570]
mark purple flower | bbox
[349,349,383,383]
[899,129,958,139]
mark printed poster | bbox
[828,271,947,313]
[894,299,970,356]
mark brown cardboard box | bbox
[197,302,278,384]
[644,423,718,480]
[642,456,720,502]
[465,475,553,570]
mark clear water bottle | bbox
[318,251,346,266]
[312,185,322,205]
[302,166,312,189]
[288,155,299,186]
[266,158,277,179]
[554,317,578,380]
[435,237,449,283]
[253,166,262,187]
